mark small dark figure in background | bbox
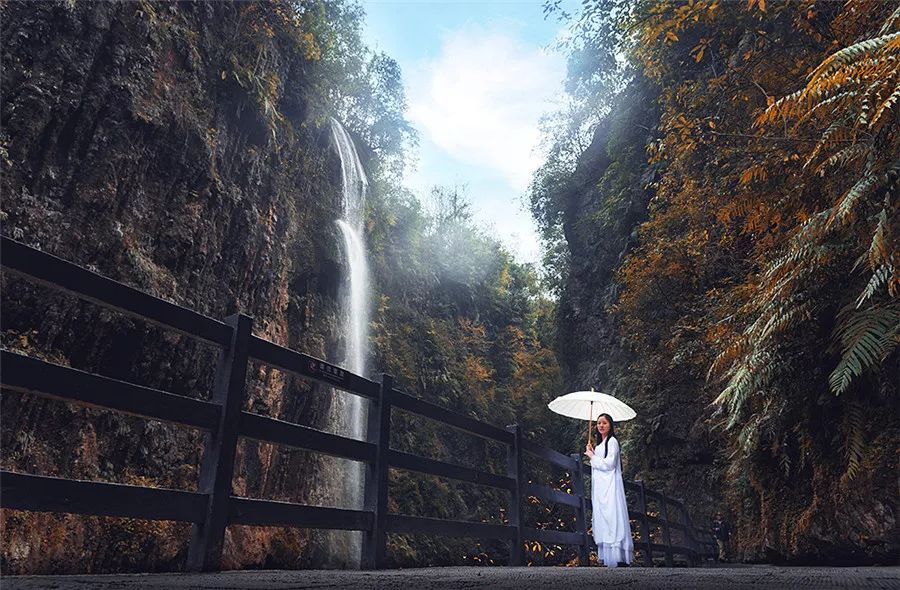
[711,512,731,562]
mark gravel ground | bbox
[4,566,899,590]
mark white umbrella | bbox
[548,389,636,446]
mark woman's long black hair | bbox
[597,413,616,458]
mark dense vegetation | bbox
[1,0,369,572]
[1,0,570,572]
[362,182,575,566]
[1,0,895,573]
[532,0,898,564]
[308,0,576,566]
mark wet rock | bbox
[1,0,347,573]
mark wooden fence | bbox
[0,236,717,571]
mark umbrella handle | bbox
[586,400,593,449]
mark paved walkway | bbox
[5,566,900,590]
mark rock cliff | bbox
[1,0,351,573]
[553,77,724,533]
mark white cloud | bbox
[407,26,566,192]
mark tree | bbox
[534,0,899,562]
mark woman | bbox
[585,413,633,567]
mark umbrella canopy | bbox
[548,391,636,422]
[548,390,636,446]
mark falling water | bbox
[331,118,369,381]
[323,118,370,567]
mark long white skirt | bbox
[590,439,634,567]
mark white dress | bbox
[590,436,634,567]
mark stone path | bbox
[5,565,900,590]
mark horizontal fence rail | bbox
[524,527,584,547]
[389,388,514,444]
[521,440,573,469]
[2,350,221,430]
[228,498,374,531]
[0,236,716,571]
[388,449,516,491]
[0,471,209,522]
[387,514,516,540]
[1,236,231,346]
[525,483,582,508]
[248,336,380,399]
[239,411,377,463]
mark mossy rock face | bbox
[552,76,726,546]
[550,66,899,569]
[556,78,661,392]
[1,0,346,573]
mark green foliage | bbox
[201,0,331,140]
[840,397,867,485]
[829,302,900,396]
[366,183,570,566]
[348,52,418,180]
[305,0,418,180]
[529,0,639,296]
[536,0,899,563]
[717,4,899,421]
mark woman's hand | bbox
[584,442,594,458]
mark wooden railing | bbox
[0,236,716,570]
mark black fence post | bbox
[660,497,675,567]
[569,453,590,566]
[362,373,392,569]
[187,313,252,572]
[636,480,653,567]
[505,424,525,566]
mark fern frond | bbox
[857,264,893,307]
[716,349,792,432]
[755,88,803,127]
[809,31,900,82]
[869,82,900,133]
[828,302,900,395]
[709,335,751,379]
[763,246,836,305]
[796,92,858,129]
[735,418,758,457]
[715,365,750,410]
[778,443,791,478]
[813,143,868,176]
[804,57,883,104]
[840,399,867,485]
[756,300,812,344]
[866,207,892,270]
[762,217,832,284]
[829,160,898,227]
[804,118,856,170]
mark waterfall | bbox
[322,118,370,568]
[331,118,369,381]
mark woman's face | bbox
[596,416,611,437]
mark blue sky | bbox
[362,0,575,264]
